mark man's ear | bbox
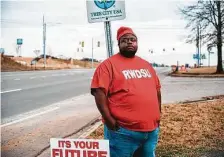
[118,40,120,45]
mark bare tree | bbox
[180,0,223,73]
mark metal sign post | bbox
[86,0,126,59]
[16,38,23,56]
[104,21,113,57]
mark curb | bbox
[78,120,102,139]
[35,116,101,157]
[173,95,224,104]
[168,73,224,78]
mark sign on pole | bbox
[17,38,23,45]
[86,0,126,23]
[50,138,110,157]
[104,21,113,57]
[86,0,126,58]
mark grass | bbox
[88,97,224,157]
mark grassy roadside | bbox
[1,55,99,72]
[88,96,224,157]
[170,67,224,77]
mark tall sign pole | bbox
[104,21,113,57]
[86,0,126,59]
[43,15,46,68]
[16,38,23,57]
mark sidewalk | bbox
[1,94,100,157]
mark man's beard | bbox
[120,49,137,58]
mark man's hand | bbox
[105,116,119,131]
[92,88,120,131]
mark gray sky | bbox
[1,0,220,65]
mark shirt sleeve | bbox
[90,60,112,96]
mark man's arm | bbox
[157,90,161,113]
[92,88,119,130]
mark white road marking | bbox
[1,89,22,94]
[14,78,20,81]
[41,76,46,78]
[52,74,60,76]
[1,93,91,127]
[1,106,59,128]
[30,77,36,79]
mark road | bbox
[1,69,94,123]
[1,67,224,124]
[1,68,170,124]
[1,68,224,157]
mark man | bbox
[91,26,161,157]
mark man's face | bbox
[119,34,138,58]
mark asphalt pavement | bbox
[1,69,94,123]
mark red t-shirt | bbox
[91,53,161,131]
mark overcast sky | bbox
[1,0,222,65]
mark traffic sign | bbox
[193,54,199,59]
[193,53,206,59]
[0,48,5,54]
[86,0,126,58]
[86,0,126,23]
[17,38,23,45]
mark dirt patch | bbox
[88,97,224,157]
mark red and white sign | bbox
[50,138,110,157]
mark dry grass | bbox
[185,67,217,74]
[88,97,224,156]
[1,55,100,72]
[1,55,31,71]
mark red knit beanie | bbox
[117,26,137,41]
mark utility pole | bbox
[197,25,200,67]
[208,51,210,67]
[199,25,202,67]
[92,37,94,69]
[43,15,46,69]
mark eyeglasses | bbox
[120,37,137,43]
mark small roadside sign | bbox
[193,54,199,59]
[17,38,23,45]
[86,0,126,23]
[50,138,110,157]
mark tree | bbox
[180,0,223,73]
